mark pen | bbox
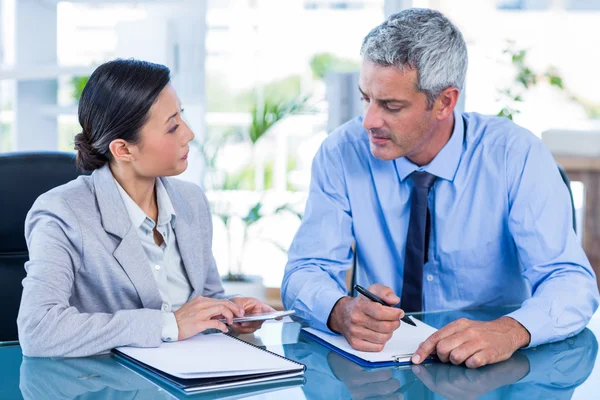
[354,284,417,327]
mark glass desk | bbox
[2,306,599,399]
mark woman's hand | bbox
[229,297,276,334]
[174,296,244,341]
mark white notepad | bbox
[303,317,437,366]
[115,332,302,379]
[113,332,305,394]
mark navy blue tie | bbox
[401,171,437,313]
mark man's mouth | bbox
[370,132,391,145]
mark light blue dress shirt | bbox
[282,111,599,347]
[115,177,192,342]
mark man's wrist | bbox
[502,316,531,348]
[327,296,351,334]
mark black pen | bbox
[354,284,417,327]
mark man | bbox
[282,8,599,369]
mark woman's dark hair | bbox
[74,59,171,171]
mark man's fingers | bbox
[368,284,400,305]
[347,338,386,352]
[364,316,401,334]
[446,337,486,365]
[347,326,392,350]
[435,331,472,363]
[464,350,492,369]
[412,319,472,364]
[362,302,404,322]
[466,346,511,369]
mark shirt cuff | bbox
[310,289,346,334]
[161,312,178,343]
[506,306,555,348]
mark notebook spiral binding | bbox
[225,333,307,371]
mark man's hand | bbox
[229,297,276,334]
[328,284,405,352]
[412,317,531,368]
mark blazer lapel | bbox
[161,177,202,297]
[92,165,162,309]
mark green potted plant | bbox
[198,91,312,296]
[71,76,90,103]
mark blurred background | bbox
[1,0,599,303]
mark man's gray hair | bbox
[361,8,467,108]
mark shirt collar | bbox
[114,177,177,230]
[156,178,177,227]
[394,110,464,182]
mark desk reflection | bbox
[19,355,167,400]
[19,324,305,400]
[287,326,597,400]
[413,327,597,399]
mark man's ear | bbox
[108,139,135,163]
[434,87,460,120]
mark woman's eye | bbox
[168,124,180,133]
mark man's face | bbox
[359,60,438,161]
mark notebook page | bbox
[303,317,437,363]
[116,332,301,379]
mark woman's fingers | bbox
[195,298,243,317]
[199,304,235,324]
[197,319,228,333]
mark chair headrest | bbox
[0,152,86,253]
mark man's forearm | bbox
[507,270,599,347]
[281,265,347,332]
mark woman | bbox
[17,59,274,357]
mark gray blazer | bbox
[17,164,225,357]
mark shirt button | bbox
[426,274,434,282]
[154,265,161,271]
[165,337,172,342]
[162,303,169,311]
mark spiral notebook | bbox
[112,332,305,394]
[302,316,438,368]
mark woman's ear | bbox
[108,139,135,163]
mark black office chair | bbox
[348,164,578,296]
[0,152,84,342]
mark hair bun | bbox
[74,131,107,171]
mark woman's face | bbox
[129,84,194,178]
